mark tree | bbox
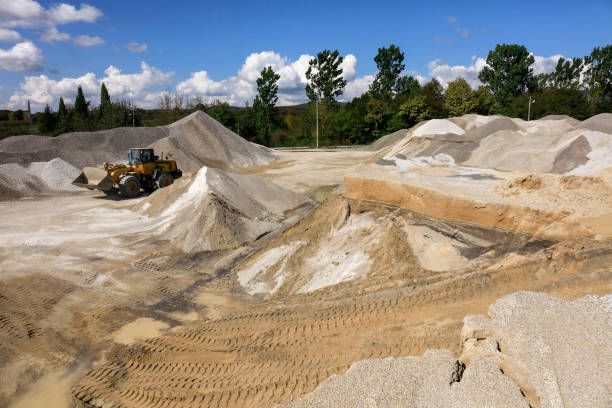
[39,105,57,134]
[99,82,112,127]
[545,57,584,90]
[364,98,390,140]
[478,44,535,103]
[206,100,234,128]
[305,49,347,101]
[369,44,405,100]
[253,65,280,145]
[74,85,89,118]
[584,45,612,102]
[397,94,427,126]
[473,86,496,115]
[395,75,420,95]
[444,77,476,116]
[423,79,447,118]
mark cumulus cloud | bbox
[426,58,487,88]
[4,61,173,110]
[0,1,104,46]
[73,35,104,47]
[125,41,147,53]
[176,51,364,106]
[0,0,102,28]
[41,27,70,43]
[0,41,43,72]
[0,27,21,42]
[531,54,563,75]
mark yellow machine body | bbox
[72,148,182,196]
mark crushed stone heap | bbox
[283,291,612,408]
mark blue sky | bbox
[0,0,610,111]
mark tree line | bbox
[238,43,611,146]
[13,43,612,145]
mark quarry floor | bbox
[0,148,610,407]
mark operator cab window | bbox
[141,150,153,163]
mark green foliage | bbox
[369,44,405,100]
[395,76,420,95]
[99,82,112,127]
[444,77,476,116]
[479,44,535,103]
[253,65,281,145]
[503,88,593,120]
[74,85,89,118]
[545,57,584,90]
[397,94,427,126]
[205,100,234,128]
[364,97,390,140]
[305,49,347,102]
[39,105,57,135]
[473,86,496,115]
[423,79,447,118]
[584,44,612,107]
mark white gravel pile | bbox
[0,158,80,200]
[412,119,465,136]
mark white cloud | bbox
[125,41,147,53]
[46,3,102,25]
[73,35,104,47]
[342,74,374,101]
[41,27,70,43]
[446,16,457,23]
[0,41,43,72]
[531,54,563,75]
[4,61,173,110]
[0,0,102,28]
[0,1,104,46]
[426,58,487,88]
[458,28,469,38]
[176,51,365,106]
[0,27,21,42]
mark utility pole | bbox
[315,99,319,149]
[527,97,535,121]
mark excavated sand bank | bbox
[344,163,612,240]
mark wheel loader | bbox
[72,148,182,197]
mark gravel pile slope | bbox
[376,114,612,174]
[283,291,611,408]
[0,158,80,200]
[150,111,277,173]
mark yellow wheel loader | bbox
[72,148,182,197]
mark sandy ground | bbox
[0,148,610,407]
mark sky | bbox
[0,0,610,111]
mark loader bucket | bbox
[72,167,114,191]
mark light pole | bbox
[527,97,535,121]
[315,99,319,149]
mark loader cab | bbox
[128,148,155,165]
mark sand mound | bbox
[284,292,611,408]
[364,128,409,151]
[412,119,465,137]
[150,111,276,173]
[577,112,612,133]
[139,166,310,253]
[540,114,581,125]
[0,111,277,176]
[0,127,169,169]
[0,158,80,200]
[377,114,612,175]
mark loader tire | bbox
[119,175,141,198]
[103,188,119,196]
[156,173,174,189]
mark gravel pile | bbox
[0,158,80,200]
[283,291,611,408]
